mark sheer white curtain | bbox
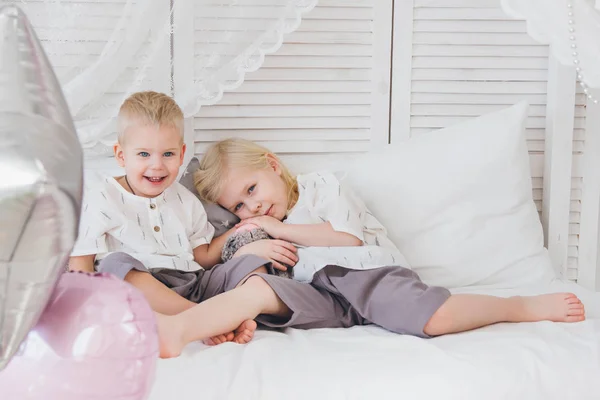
[501,0,600,93]
[8,0,317,156]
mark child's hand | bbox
[236,216,285,239]
[233,239,298,271]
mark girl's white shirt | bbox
[285,171,410,282]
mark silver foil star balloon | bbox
[0,5,83,370]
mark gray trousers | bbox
[97,253,450,338]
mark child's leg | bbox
[423,293,585,336]
[156,275,290,358]
[314,265,586,338]
[96,253,197,315]
[203,264,271,346]
[125,270,197,315]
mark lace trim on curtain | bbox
[9,0,318,157]
[178,0,318,117]
[500,0,600,88]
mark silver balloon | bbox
[0,5,83,370]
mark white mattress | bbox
[149,279,600,400]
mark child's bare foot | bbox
[233,319,257,344]
[155,312,185,359]
[203,332,235,346]
[516,293,585,323]
[203,319,257,346]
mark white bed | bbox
[139,103,600,400]
[149,281,600,400]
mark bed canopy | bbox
[7,0,600,155]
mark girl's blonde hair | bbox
[194,138,299,210]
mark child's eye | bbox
[234,203,243,212]
[164,151,174,157]
[138,151,150,157]
[248,185,255,194]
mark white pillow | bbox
[342,102,556,289]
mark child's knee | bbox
[124,268,145,283]
[252,265,269,275]
[423,306,453,337]
[235,266,269,288]
[241,275,270,293]
[99,252,148,281]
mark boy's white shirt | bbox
[285,171,410,282]
[71,175,214,271]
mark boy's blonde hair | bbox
[117,91,184,143]
[194,138,299,210]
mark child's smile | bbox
[114,122,185,198]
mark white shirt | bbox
[285,171,410,282]
[71,175,214,271]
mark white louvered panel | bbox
[408,2,550,158]
[193,0,388,154]
[403,0,586,282]
[522,154,583,213]
[568,175,584,277]
[569,86,588,282]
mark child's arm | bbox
[193,227,236,269]
[278,222,362,247]
[70,181,117,270]
[236,172,368,247]
[239,218,360,247]
[232,239,298,271]
[237,217,361,247]
[68,255,96,273]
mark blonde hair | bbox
[117,91,184,143]
[194,138,299,211]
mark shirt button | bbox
[154,226,160,232]
[149,204,156,210]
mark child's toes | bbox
[233,329,254,344]
[237,333,251,344]
[212,334,227,345]
[566,315,586,322]
[568,307,585,316]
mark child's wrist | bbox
[273,222,288,240]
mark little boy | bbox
[68,91,289,343]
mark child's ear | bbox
[266,153,281,175]
[114,143,125,167]
[179,143,187,165]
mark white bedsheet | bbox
[149,279,600,400]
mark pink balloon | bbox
[0,272,158,400]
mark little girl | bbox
[156,138,585,358]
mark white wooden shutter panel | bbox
[568,87,589,281]
[577,88,600,290]
[192,0,390,155]
[393,0,586,282]
[405,0,549,225]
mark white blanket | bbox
[149,279,600,400]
